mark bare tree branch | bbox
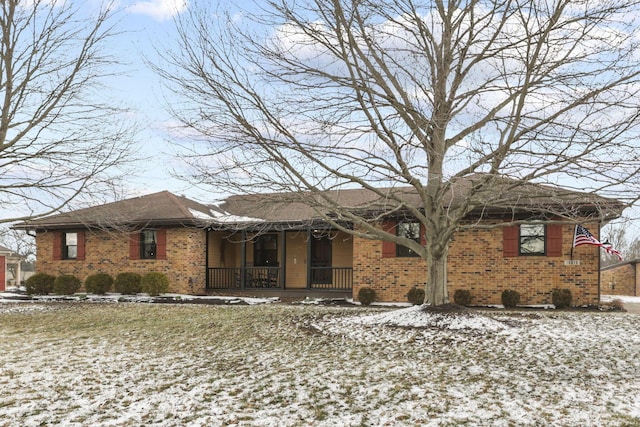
[156,0,640,304]
[0,0,138,222]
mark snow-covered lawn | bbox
[0,302,639,426]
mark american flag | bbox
[573,225,601,247]
[573,224,623,260]
[602,242,623,260]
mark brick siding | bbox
[36,222,602,305]
[353,223,601,306]
[36,227,207,294]
[601,263,638,296]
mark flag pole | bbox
[571,224,576,260]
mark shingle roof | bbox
[212,175,623,223]
[14,175,624,230]
[14,191,214,230]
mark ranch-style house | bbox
[14,176,623,306]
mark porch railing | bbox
[207,267,281,290]
[206,266,353,291]
[309,267,353,290]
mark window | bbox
[141,230,157,259]
[129,229,166,260]
[63,232,78,259]
[397,221,421,257]
[254,234,278,266]
[53,231,85,261]
[519,224,545,255]
[504,223,561,258]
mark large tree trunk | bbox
[425,248,449,306]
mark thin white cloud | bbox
[128,0,187,21]
[19,0,66,7]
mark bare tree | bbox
[602,220,640,267]
[0,0,137,222]
[0,227,34,259]
[157,0,640,305]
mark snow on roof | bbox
[188,208,215,221]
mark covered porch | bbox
[205,227,353,296]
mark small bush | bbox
[25,273,56,295]
[607,298,626,312]
[358,287,376,306]
[53,274,82,295]
[84,273,113,295]
[453,289,472,306]
[407,287,425,305]
[501,289,520,308]
[141,272,170,296]
[552,288,573,309]
[114,272,142,294]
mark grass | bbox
[0,302,639,426]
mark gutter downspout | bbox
[598,222,602,305]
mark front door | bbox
[311,237,332,284]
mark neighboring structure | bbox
[601,261,640,296]
[0,245,24,291]
[14,177,624,306]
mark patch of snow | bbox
[188,208,216,220]
[602,294,640,303]
[331,305,510,332]
[0,302,59,314]
[207,201,266,224]
[0,291,280,306]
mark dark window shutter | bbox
[381,220,397,258]
[76,230,86,260]
[156,229,167,260]
[52,232,62,260]
[503,226,519,257]
[420,223,426,246]
[546,224,563,257]
[129,233,140,260]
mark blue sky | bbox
[103,1,200,200]
[77,0,252,204]
[109,0,273,204]
[108,0,273,204]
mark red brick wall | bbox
[601,263,638,296]
[36,227,207,294]
[35,221,602,305]
[353,223,601,306]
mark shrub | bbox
[552,288,573,309]
[141,272,169,296]
[407,287,425,305]
[25,273,56,295]
[358,287,376,306]
[501,289,520,308]
[453,289,472,306]
[53,274,82,295]
[608,298,625,312]
[114,272,142,295]
[84,273,113,295]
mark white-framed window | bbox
[63,232,78,259]
[397,221,420,257]
[519,224,545,255]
